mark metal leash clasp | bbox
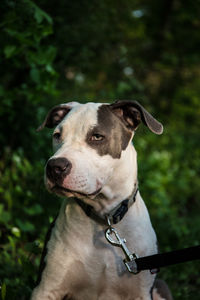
[105,216,139,274]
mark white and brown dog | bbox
[31,101,173,300]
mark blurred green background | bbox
[0,0,200,299]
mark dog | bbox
[31,100,173,300]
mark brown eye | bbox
[53,132,61,140]
[91,134,104,141]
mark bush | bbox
[1,0,200,299]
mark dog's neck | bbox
[75,181,138,225]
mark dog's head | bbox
[38,101,163,199]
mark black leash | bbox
[105,225,200,274]
[135,245,200,273]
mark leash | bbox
[105,221,200,274]
[135,245,200,273]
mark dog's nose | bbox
[46,157,72,183]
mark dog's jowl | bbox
[31,101,173,300]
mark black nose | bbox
[46,157,72,183]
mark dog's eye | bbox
[91,134,104,141]
[53,132,61,140]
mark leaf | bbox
[11,227,21,238]
[45,46,57,63]
[30,68,40,84]
[25,0,53,24]
[4,45,16,58]
[1,282,6,300]
[34,8,43,24]
[24,204,43,216]
[16,219,35,233]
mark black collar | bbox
[75,183,139,225]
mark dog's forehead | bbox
[58,102,105,134]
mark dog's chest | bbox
[58,243,154,300]
[45,201,157,299]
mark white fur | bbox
[31,102,158,300]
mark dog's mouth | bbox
[51,185,102,198]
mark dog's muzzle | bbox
[46,157,72,184]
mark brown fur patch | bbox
[86,105,132,159]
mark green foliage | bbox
[0,0,58,160]
[0,0,200,299]
[0,148,61,299]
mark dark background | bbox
[0,0,200,299]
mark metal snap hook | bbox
[105,226,140,274]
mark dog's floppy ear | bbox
[37,104,71,131]
[110,100,163,134]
